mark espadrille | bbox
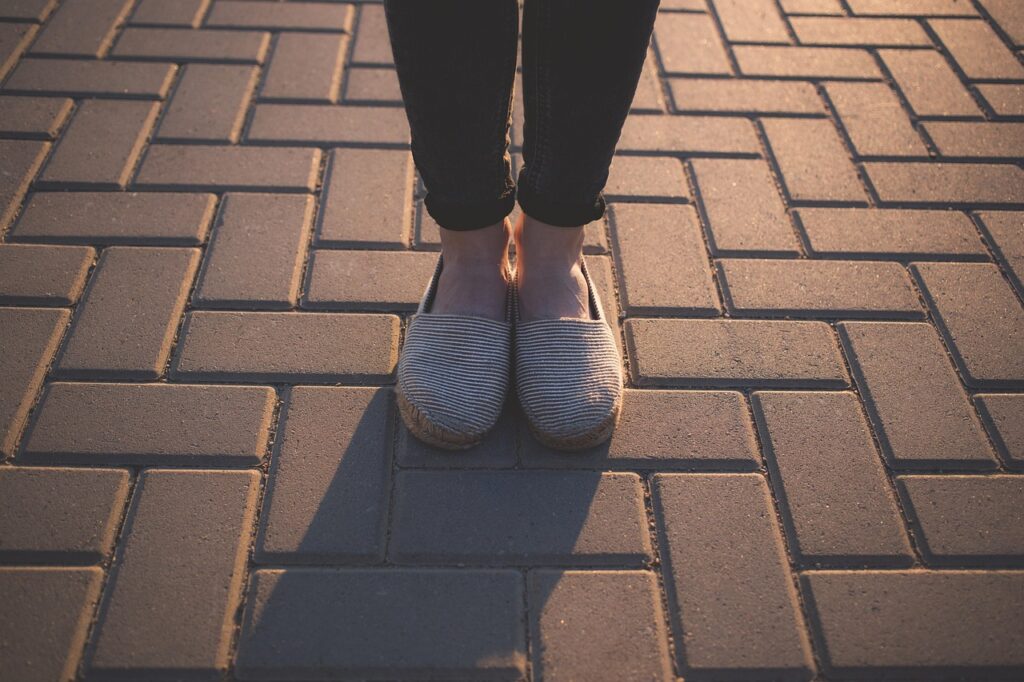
[396,253,513,450]
[512,258,623,451]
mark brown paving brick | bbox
[247,103,410,145]
[690,157,800,255]
[24,382,274,465]
[135,145,321,192]
[0,307,67,456]
[194,193,313,309]
[529,570,673,682]
[762,118,867,203]
[206,0,352,31]
[979,0,1024,45]
[0,139,48,230]
[112,27,270,63]
[0,467,128,562]
[256,387,391,564]
[618,114,759,154]
[752,391,912,564]
[609,203,719,315]
[520,389,760,470]
[0,23,37,80]
[848,0,977,14]
[878,49,982,117]
[653,474,814,679]
[130,0,208,27]
[236,568,525,680]
[977,83,1024,116]
[632,48,664,113]
[0,0,58,22]
[976,211,1024,293]
[655,12,731,75]
[865,162,1024,206]
[912,262,1024,388]
[396,403,518,469]
[350,3,393,65]
[261,33,348,103]
[2,57,177,99]
[0,567,102,682]
[719,258,921,318]
[803,571,1024,676]
[13,191,215,245]
[156,63,257,143]
[88,469,259,678]
[0,95,72,139]
[342,66,402,104]
[900,475,1024,562]
[780,0,844,13]
[838,321,996,468]
[931,19,1024,80]
[37,99,158,190]
[173,311,399,383]
[30,0,129,57]
[923,122,1024,158]
[316,148,414,247]
[975,394,1024,467]
[713,0,790,43]
[604,156,688,201]
[390,471,651,565]
[825,82,928,157]
[734,45,880,79]
[791,16,931,45]
[797,207,987,259]
[670,78,825,115]
[0,243,94,305]
[56,246,199,379]
[627,318,849,388]
[304,250,437,311]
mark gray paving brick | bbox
[156,63,257,143]
[878,49,982,117]
[0,23,38,80]
[396,403,518,469]
[0,243,94,305]
[2,58,177,99]
[825,82,927,158]
[24,382,275,465]
[0,139,48,230]
[135,145,321,192]
[236,568,525,680]
[718,258,922,318]
[342,66,401,104]
[618,114,759,154]
[194,193,313,309]
[37,99,158,190]
[206,0,353,31]
[653,474,814,679]
[762,118,867,203]
[691,157,800,255]
[713,0,791,43]
[261,33,348,102]
[734,45,880,79]
[930,18,1024,80]
[112,27,270,63]
[847,0,977,15]
[304,250,437,311]
[0,307,68,456]
[0,467,128,562]
[56,246,198,379]
[977,83,1024,116]
[256,387,391,564]
[979,0,1024,45]
[316,148,414,247]
[865,162,1024,206]
[670,78,825,115]
[130,0,207,27]
[791,16,930,44]
[390,471,651,565]
[604,156,688,201]
[627,318,849,388]
[0,0,58,22]
[247,103,410,145]
[654,13,731,75]
[88,469,259,678]
[0,567,103,682]
[975,394,1024,467]
[838,321,996,468]
[976,211,1024,293]
[923,122,1024,158]
[753,391,912,565]
[0,95,72,139]
[912,262,1024,388]
[29,0,130,57]
[350,4,393,65]
[174,311,399,383]
[529,570,673,682]
[803,571,1024,677]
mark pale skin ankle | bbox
[513,213,589,321]
[430,218,512,321]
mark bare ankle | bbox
[440,219,512,270]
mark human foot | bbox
[512,213,589,321]
[430,218,512,321]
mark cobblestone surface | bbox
[0,1,1022,680]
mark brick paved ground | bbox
[1,0,1023,680]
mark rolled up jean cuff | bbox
[424,189,517,231]
[516,184,607,228]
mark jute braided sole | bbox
[395,387,484,450]
[522,393,622,451]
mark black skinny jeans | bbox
[383,0,660,230]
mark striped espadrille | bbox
[395,253,513,450]
[512,258,623,451]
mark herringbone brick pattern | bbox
[1,0,1023,680]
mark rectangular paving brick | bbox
[37,99,158,190]
[342,66,401,105]
[975,394,1024,468]
[0,307,68,456]
[529,571,672,682]
[0,244,94,305]
[654,13,731,75]
[111,27,270,63]
[847,0,977,14]
[194,193,313,309]
[628,318,848,388]
[780,0,844,13]
[825,82,927,158]
[350,4,393,65]
[792,16,930,44]
[691,157,800,255]
[0,23,36,81]
[256,387,391,564]
[977,83,1024,116]
[604,156,688,201]
[0,139,48,230]
[752,391,912,565]
[632,48,665,113]
[618,114,760,154]
[670,78,825,115]
[653,474,814,679]
[912,262,1024,388]
[0,0,58,22]
[734,45,880,78]
[838,321,996,468]
[88,469,259,678]
[0,95,72,139]
[762,118,866,203]
[135,145,321,192]
[878,49,982,117]
[304,250,438,311]
[236,569,525,680]
[206,0,352,31]
[316,148,414,247]
[156,63,257,143]
[718,258,922,318]
[609,203,719,315]
[797,208,988,259]
[390,471,651,565]
[976,211,1024,294]
[55,246,198,379]
[24,382,275,465]
[173,311,399,383]
[247,103,410,145]
[0,467,128,562]
[865,162,1024,206]
[713,0,791,43]
[930,18,1024,80]
[261,33,347,102]
[980,0,1024,45]
[29,0,129,57]
[0,567,102,682]
[2,58,177,98]
[923,121,1024,159]
[130,0,208,27]
[803,571,1024,677]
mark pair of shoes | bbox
[395,253,623,451]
